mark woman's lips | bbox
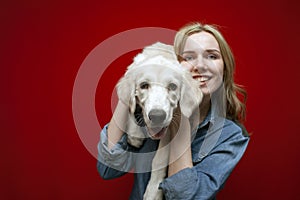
[193,75,211,86]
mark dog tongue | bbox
[148,127,166,139]
[149,127,162,134]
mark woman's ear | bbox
[117,76,136,114]
[180,72,203,117]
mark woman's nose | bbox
[193,56,206,72]
[195,56,205,70]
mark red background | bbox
[2,0,300,199]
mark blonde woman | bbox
[159,22,250,199]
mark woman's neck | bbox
[199,95,211,123]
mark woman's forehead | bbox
[184,32,220,52]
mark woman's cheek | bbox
[180,61,193,71]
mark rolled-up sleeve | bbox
[97,124,134,179]
[159,127,249,200]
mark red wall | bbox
[2,0,300,199]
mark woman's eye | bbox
[140,82,149,89]
[184,56,195,61]
[181,53,196,62]
[207,54,219,60]
[168,83,177,91]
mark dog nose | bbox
[148,109,166,124]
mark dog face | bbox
[134,65,182,139]
[117,42,202,140]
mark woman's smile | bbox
[192,74,212,87]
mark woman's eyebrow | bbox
[206,49,221,54]
[181,50,195,54]
[182,48,221,54]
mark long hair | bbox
[174,22,247,124]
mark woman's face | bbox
[180,31,224,96]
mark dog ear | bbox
[116,75,136,113]
[180,72,203,117]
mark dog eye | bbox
[168,83,177,91]
[140,82,149,89]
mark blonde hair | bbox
[174,22,247,123]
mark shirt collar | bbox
[196,97,225,130]
[197,108,212,129]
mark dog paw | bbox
[127,135,144,148]
[143,185,163,200]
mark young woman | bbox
[97,22,250,199]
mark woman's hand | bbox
[107,100,129,150]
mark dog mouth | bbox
[134,104,168,140]
[146,126,168,140]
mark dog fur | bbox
[116,42,202,200]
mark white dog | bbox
[117,42,202,200]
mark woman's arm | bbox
[160,121,250,200]
[168,114,193,176]
[107,100,129,149]
[97,100,134,179]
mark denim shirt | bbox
[97,110,249,200]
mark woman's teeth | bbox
[196,77,209,82]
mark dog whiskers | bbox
[135,113,146,127]
[170,119,180,130]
